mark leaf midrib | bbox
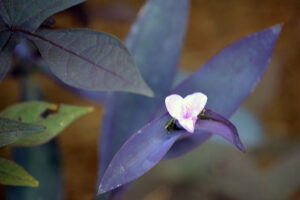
[16,28,133,86]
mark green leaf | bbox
[26,28,153,97]
[6,141,64,199]
[0,0,85,31]
[0,157,38,187]
[0,101,93,146]
[0,117,45,147]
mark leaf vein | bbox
[21,30,132,85]
[17,0,63,29]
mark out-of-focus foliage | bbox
[5,76,64,200]
[0,101,92,146]
[123,139,300,200]
[6,140,64,200]
[0,117,45,147]
[0,157,38,187]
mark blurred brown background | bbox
[0,0,299,199]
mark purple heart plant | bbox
[94,0,282,198]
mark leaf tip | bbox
[270,23,283,36]
[97,184,106,195]
[32,179,39,187]
[145,88,155,98]
[137,84,155,97]
[237,141,246,153]
[86,106,94,113]
[233,125,246,153]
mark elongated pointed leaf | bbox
[98,114,184,194]
[98,108,242,194]
[99,0,189,184]
[0,0,84,31]
[25,28,153,96]
[0,117,45,147]
[196,109,245,152]
[6,141,63,200]
[173,24,282,117]
[215,107,264,148]
[166,107,262,159]
[163,25,281,158]
[163,132,212,159]
[0,101,92,146]
[0,157,38,187]
[6,76,63,200]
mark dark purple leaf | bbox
[26,56,108,103]
[25,28,153,96]
[163,132,212,159]
[98,0,189,185]
[0,19,18,81]
[163,24,281,158]
[98,108,242,194]
[0,0,85,81]
[68,88,107,103]
[0,0,84,31]
[52,74,108,103]
[98,114,184,195]
[165,108,245,159]
[197,109,245,152]
[173,24,282,117]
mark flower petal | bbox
[178,118,196,133]
[183,92,207,117]
[164,108,245,159]
[165,94,183,119]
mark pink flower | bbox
[165,92,207,133]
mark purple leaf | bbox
[98,114,184,195]
[197,109,245,152]
[98,0,189,186]
[165,108,245,159]
[25,28,153,96]
[98,108,242,194]
[68,88,107,103]
[0,19,18,81]
[28,57,108,103]
[0,0,85,31]
[173,24,282,117]
[163,132,212,159]
[163,24,281,159]
[54,76,108,103]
